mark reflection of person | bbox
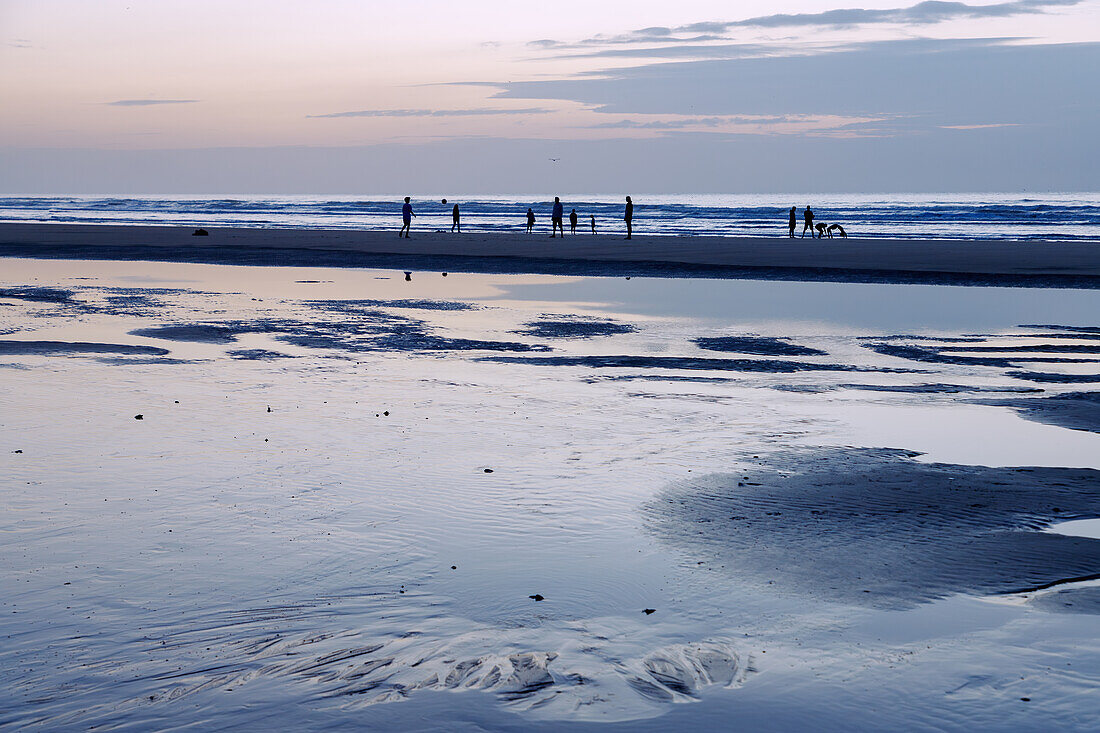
[451,203,461,233]
[400,196,415,238]
[801,207,814,238]
[590,214,596,234]
[569,209,578,234]
[788,206,797,238]
[624,196,634,240]
[551,197,564,238]
[526,208,535,234]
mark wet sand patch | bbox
[985,392,1100,434]
[513,316,637,339]
[842,383,1044,394]
[305,298,477,313]
[227,349,297,360]
[644,447,1100,610]
[694,336,827,357]
[863,342,1100,367]
[132,315,550,355]
[1008,371,1100,384]
[482,355,921,374]
[0,339,170,356]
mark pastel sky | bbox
[1,0,1098,192]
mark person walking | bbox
[801,206,815,238]
[569,209,578,234]
[551,197,564,238]
[590,214,596,234]
[400,196,416,238]
[788,206,797,238]
[624,196,634,240]
[451,202,461,233]
[526,208,535,233]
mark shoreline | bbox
[1,222,1098,288]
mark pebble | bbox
[529,594,544,602]
[134,414,143,420]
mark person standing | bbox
[624,196,634,240]
[451,202,461,233]
[526,207,535,233]
[788,206,797,238]
[551,196,564,238]
[801,206,815,238]
[569,209,578,234]
[400,196,416,238]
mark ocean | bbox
[2,192,1099,240]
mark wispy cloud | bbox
[7,39,33,49]
[530,0,1082,50]
[940,122,1022,129]
[106,99,199,106]
[307,107,553,119]
[718,0,1082,30]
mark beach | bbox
[1,249,1098,730]
[2,222,1099,286]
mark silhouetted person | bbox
[801,207,814,238]
[551,196,564,238]
[569,209,578,234]
[400,196,416,238]
[625,196,634,239]
[827,223,847,238]
[816,222,827,239]
[788,206,797,238]
[451,203,461,233]
[590,214,596,234]
[526,208,535,233]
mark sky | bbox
[1,0,1098,193]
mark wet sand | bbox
[2,257,1099,730]
[2,222,1099,286]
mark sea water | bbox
[2,192,1099,240]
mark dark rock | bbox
[404,272,412,281]
[134,414,144,420]
[192,228,209,236]
[529,594,544,601]
[643,608,656,615]
[451,565,457,570]
[484,468,494,473]
[12,450,22,454]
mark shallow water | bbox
[1,258,1098,730]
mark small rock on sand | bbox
[529,594,544,601]
[134,414,143,420]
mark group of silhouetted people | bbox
[788,206,846,239]
[399,196,635,239]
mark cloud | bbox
[723,0,1083,29]
[106,99,199,106]
[590,115,799,130]
[492,38,1100,136]
[8,39,33,48]
[307,108,553,119]
[529,1,1083,49]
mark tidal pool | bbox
[1,258,1098,731]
